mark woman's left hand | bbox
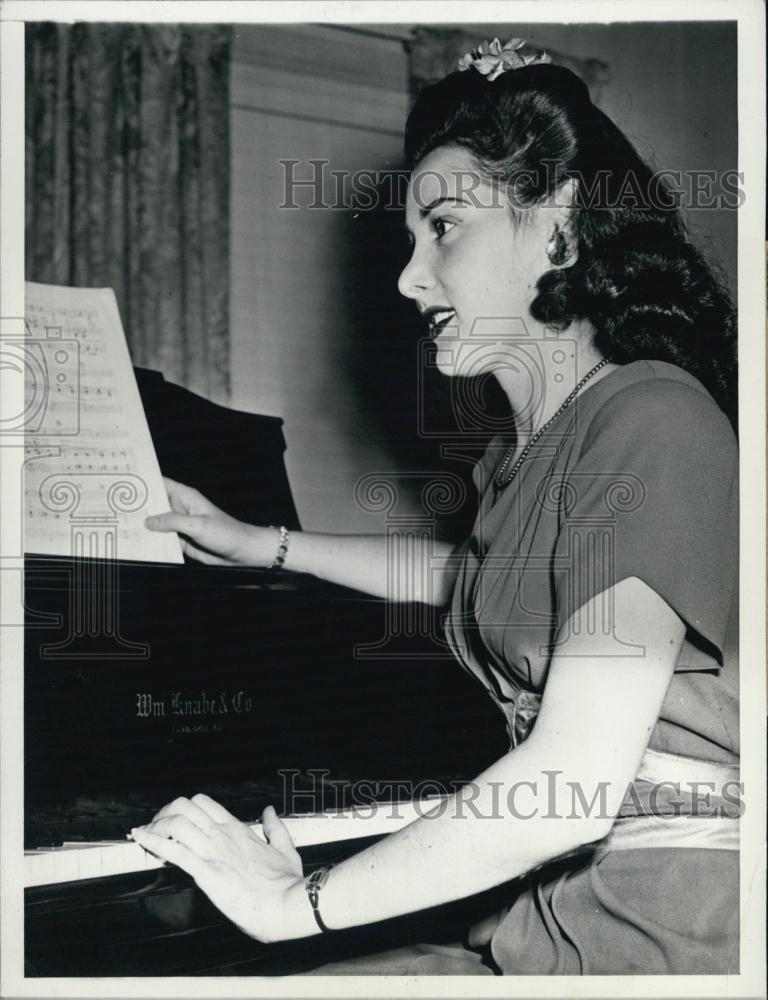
[130,794,304,943]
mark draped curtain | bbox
[25,22,231,402]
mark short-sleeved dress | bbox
[305,359,739,977]
[443,358,739,974]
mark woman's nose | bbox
[398,246,434,300]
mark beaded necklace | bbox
[494,357,612,489]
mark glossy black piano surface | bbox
[26,836,516,977]
[25,559,504,839]
[24,370,506,976]
[24,561,506,976]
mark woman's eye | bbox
[432,217,456,239]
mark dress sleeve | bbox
[552,378,738,665]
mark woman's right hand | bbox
[145,477,278,567]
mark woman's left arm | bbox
[132,575,685,942]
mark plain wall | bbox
[229,22,737,534]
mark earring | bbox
[546,225,570,267]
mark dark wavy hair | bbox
[404,65,737,429]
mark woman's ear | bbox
[546,222,578,267]
[544,178,579,267]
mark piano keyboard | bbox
[25,798,446,888]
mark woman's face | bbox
[399,144,559,378]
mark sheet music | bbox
[24,282,184,564]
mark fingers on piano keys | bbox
[24,798,446,888]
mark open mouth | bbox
[427,309,457,337]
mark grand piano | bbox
[24,369,506,976]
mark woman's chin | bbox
[433,340,478,378]
[434,350,457,377]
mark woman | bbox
[137,42,739,975]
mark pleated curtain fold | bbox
[25,22,232,402]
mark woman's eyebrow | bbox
[418,195,470,219]
[403,195,471,240]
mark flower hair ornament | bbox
[458,37,551,81]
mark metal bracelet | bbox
[268,525,289,570]
[304,863,335,933]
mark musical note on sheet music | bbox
[24,283,184,564]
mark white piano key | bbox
[62,840,116,847]
[25,850,57,888]
[52,846,81,884]
[76,845,106,881]
[58,841,122,881]
[24,841,156,886]
[96,844,132,879]
[105,842,162,877]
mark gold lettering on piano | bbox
[136,693,165,717]
[135,691,255,719]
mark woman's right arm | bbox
[145,479,460,606]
